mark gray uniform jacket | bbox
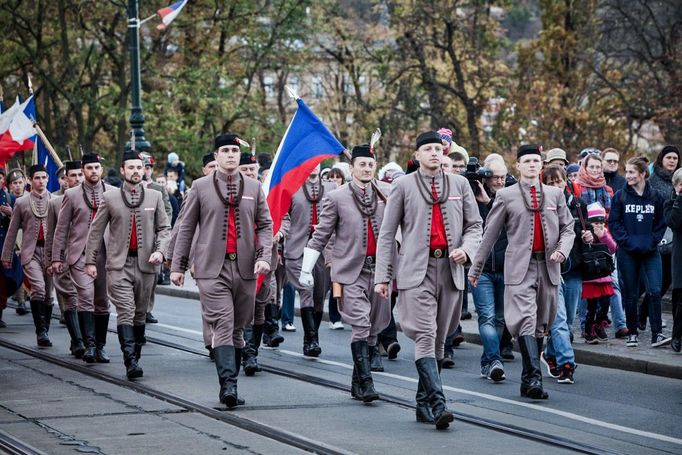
[171,171,273,280]
[468,181,575,286]
[52,182,117,266]
[375,170,482,290]
[283,180,336,261]
[308,181,391,285]
[85,184,170,273]
[1,192,50,266]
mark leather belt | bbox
[225,252,238,261]
[364,256,376,266]
[531,252,545,261]
[36,240,45,247]
[429,248,448,259]
[128,250,138,257]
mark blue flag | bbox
[23,96,60,192]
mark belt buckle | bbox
[228,253,237,261]
[434,248,443,258]
[365,256,374,266]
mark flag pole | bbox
[32,123,64,168]
[138,13,156,26]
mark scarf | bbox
[577,162,606,188]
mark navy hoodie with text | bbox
[609,182,667,255]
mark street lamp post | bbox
[127,0,151,152]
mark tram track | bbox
[0,337,354,455]
[0,429,46,455]
[142,332,618,455]
[0,307,638,454]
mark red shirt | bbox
[366,219,377,256]
[531,186,545,253]
[129,214,138,250]
[226,205,237,254]
[429,179,448,249]
[38,223,44,242]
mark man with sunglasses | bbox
[601,148,626,193]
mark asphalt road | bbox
[0,293,680,455]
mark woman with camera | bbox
[609,156,671,348]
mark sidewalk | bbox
[156,275,682,380]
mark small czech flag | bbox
[157,0,188,30]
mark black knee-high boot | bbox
[79,312,96,362]
[415,357,453,430]
[350,341,379,402]
[301,307,321,357]
[518,335,548,399]
[94,314,111,363]
[64,309,85,357]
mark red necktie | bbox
[531,186,544,252]
[129,213,138,250]
[310,186,318,233]
[226,177,237,254]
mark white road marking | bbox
[150,324,682,446]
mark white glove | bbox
[299,247,320,288]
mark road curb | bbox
[156,286,682,380]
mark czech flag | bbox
[263,98,345,237]
[157,0,188,30]
[0,95,36,166]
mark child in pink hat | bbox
[582,203,618,343]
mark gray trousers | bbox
[398,257,462,360]
[53,268,77,311]
[196,259,255,349]
[286,255,328,311]
[70,252,109,314]
[253,271,276,325]
[24,246,52,301]
[340,264,390,344]
[504,258,557,338]
[107,256,155,326]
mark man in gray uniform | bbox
[2,165,54,346]
[375,131,482,429]
[238,152,286,375]
[302,144,391,402]
[140,152,172,324]
[171,134,272,408]
[167,153,218,358]
[284,165,335,356]
[469,144,575,400]
[46,161,84,358]
[85,150,170,379]
[52,153,116,364]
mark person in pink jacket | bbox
[583,203,618,343]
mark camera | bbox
[462,157,492,195]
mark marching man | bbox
[468,144,575,400]
[46,160,85,358]
[2,165,54,347]
[52,154,116,364]
[84,150,170,379]
[171,134,272,408]
[374,131,482,429]
[284,164,335,357]
[301,140,391,402]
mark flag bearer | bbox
[2,165,54,346]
